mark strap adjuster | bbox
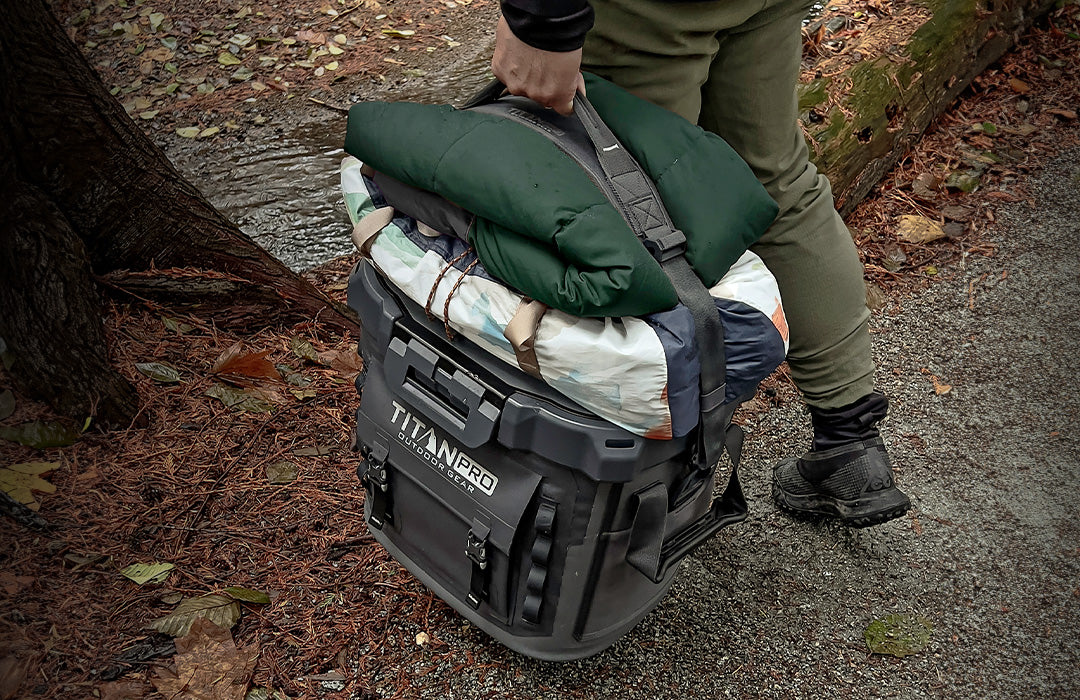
[643,229,687,263]
[465,520,491,609]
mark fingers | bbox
[492,16,583,115]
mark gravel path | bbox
[397,147,1080,699]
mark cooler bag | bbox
[346,84,783,660]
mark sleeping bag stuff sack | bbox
[344,81,786,660]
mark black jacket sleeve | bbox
[500,0,595,52]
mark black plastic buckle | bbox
[465,520,491,609]
[643,229,687,263]
[360,435,391,529]
[465,525,489,570]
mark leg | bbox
[697,0,874,410]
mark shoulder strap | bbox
[462,80,733,475]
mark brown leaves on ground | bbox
[151,618,258,700]
[211,342,280,383]
[845,4,1080,290]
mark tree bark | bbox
[801,0,1057,216]
[0,0,360,424]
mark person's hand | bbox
[492,16,586,116]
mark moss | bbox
[797,77,830,113]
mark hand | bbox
[491,16,586,116]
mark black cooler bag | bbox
[347,86,754,660]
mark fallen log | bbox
[800,0,1058,215]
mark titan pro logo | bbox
[390,400,498,496]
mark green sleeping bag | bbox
[344,74,778,318]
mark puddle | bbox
[168,39,494,272]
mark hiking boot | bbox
[772,436,910,528]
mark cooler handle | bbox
[627,425,748,584]
[385,337,500,449]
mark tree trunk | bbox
[0,0,360,425]
[801,0,1057,216]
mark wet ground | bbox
[163,22,496,271]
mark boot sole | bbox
[771,481,911,528]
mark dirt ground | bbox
[0,2,1078,699]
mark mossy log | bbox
[801,0,1057,216]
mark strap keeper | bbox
[643,228,687,262]
[465,519,491,609]
[700,382,727,413]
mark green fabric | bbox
[581,74,778,286]
[343,77,779,319]
[345,101,677,317]
[582,0,875,408]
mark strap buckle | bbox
[643,229,687,263]
[465,519,491,609]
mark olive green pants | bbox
[583,0,873,409]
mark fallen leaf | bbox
[940,205,974,221]
[148,12,165,32]
[63,551,110,570]
[224,587,271,604]
[151,618,257,700]
[0,390,14,421]
[290,388,317,401]
[176,126,200,138]
[266,461,298,485]
[245,689,289,700]
[896,215,946,244]
[1008,77,1031,93]
[910,172,941,198]
[289,336,321,364]
[162,316,195,334]
[944,171,981,193]
[120,562,175,585]
[275,364,311,387]
[0,462,58,511]
[150,595,242,637]
[0,421,79,448]
[295,29,326,44]
[212,342,278,381]
[206,384,273,413]
[317,346,363,374]
[865,614,933,657]
[1046,108,1077,120]
[218,52,242,66]
[382,28,416,37]
[930,375,952,395]
[136,362,181,384]
[199,126,220,138]
[292,446,333,457]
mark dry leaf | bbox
[1046,108,1077,120]
[1008,77,1031,94]
[317,346,363,375]
[0,462,59,511]
[212,342,279,382]
[930,376,952,395]
[151,618,257,700]
[295,29,326,44]
[150,594,242,637]
[896,215,946,244]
